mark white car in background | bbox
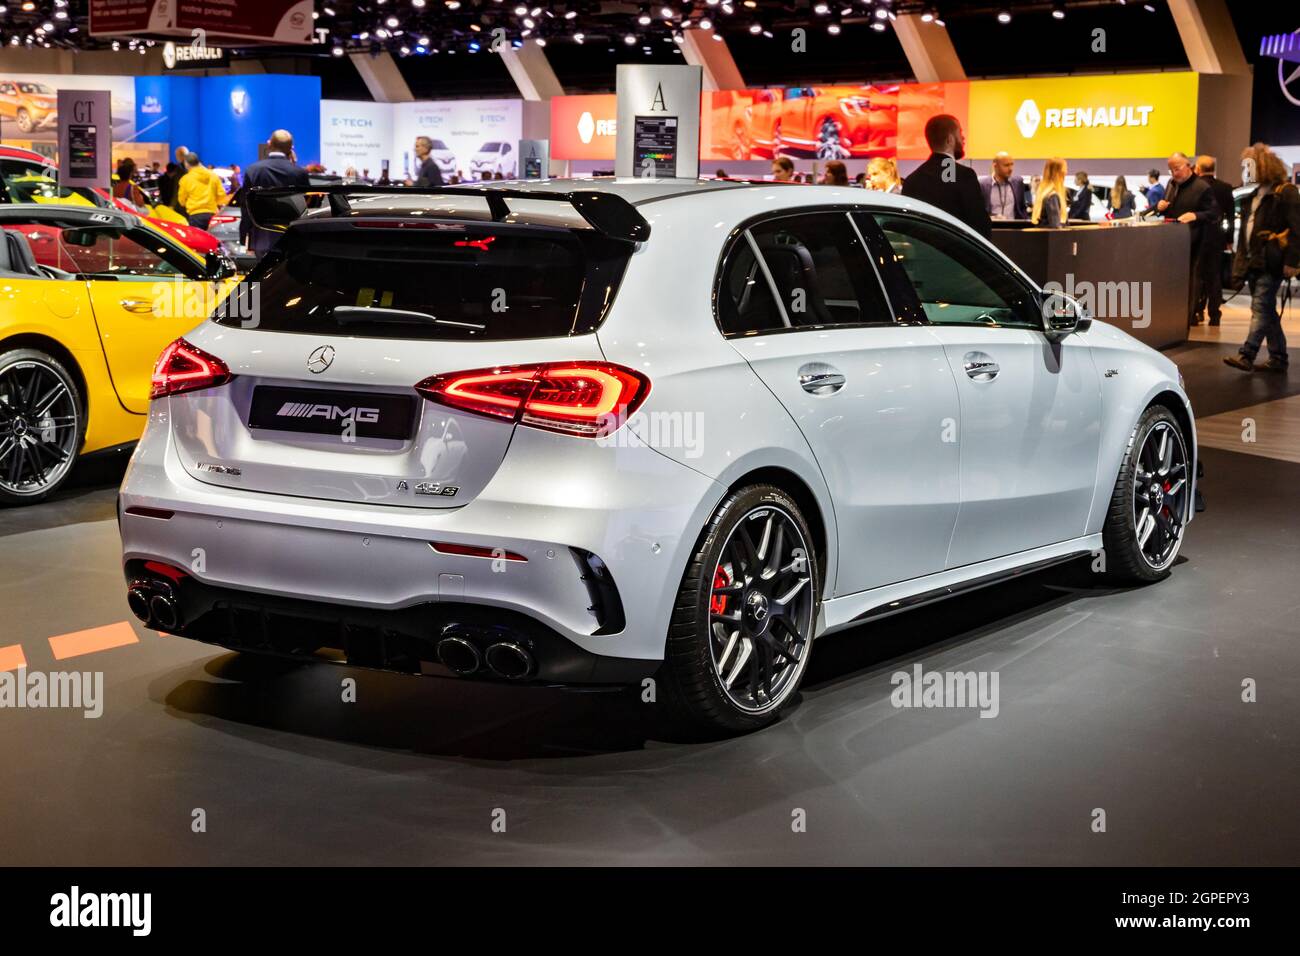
[425,139,457,178]
[118,180,1197,736]
[467,141,516,179]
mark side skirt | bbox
[818,534,1103,637]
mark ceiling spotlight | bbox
[813,1,828,12]
[921,8,933,21]
[411,0,424,6]
[523,16,535,26]
[997,8,1011,23]
[386,15,400,27]
[21,1,34,10]
[331,44,345,56]
[874,5,887,18]
[324,5,335,14]
[536,37,546,45]
[624,33,637,44]
[638,5,651,24]
[1051,2,1065,17]
[698,16,712,28]
[871,20,885,31]
[445,0,459,7]
[574,31,584,42]
[661,5,676,17]
[748,21,760,33]
[828,22,841,34]
[565,8,577,17]
[514,4,526,13]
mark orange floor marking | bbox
[48,622,139,661]
[0,644,26,672]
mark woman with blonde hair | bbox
[1109,175,1135,219]
[866,157,902,194]
[1224,142,1300,373]
[1032,157,1068,226]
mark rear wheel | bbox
[659,485,819,735]
[1101,406,1191,583]
[0,348,84,506]
[16,108,32,133]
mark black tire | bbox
[0,347,86,506]
[1101,405,1191,584]
[658,484,820,736]
[16,108,32,133]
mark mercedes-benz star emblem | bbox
[307,345,336,374]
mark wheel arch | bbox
[724,464,831,585]
[0,332,89,411]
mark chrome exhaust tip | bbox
[436,636,482,676]
[149,594,181,631]
[484,642,534,680]
[126,587,152,624]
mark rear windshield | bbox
[215,220,631,341]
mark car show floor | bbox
[2,305,1299,866]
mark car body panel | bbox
[117,178,1195,671]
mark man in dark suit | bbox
[978,152,1028,221]
[408,136,444,188]
[902,114,992,240]
[1193,154,1236,326]
[1143,152,1219,326]
[242,129,311,256]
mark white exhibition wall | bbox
[320,99,523,180]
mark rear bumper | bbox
[118,408,724,667]
[123,559,656,686]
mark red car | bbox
[749,86,900,161]
[0,145,220,258]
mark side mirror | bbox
[1039,289,1092,338]
[204,250,237,280]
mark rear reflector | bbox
[430,541,527,562]
[415,362,650,438]
[124,507,175,520]
[151,338,233,400]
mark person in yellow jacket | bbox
[175,153,227,230]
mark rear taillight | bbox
[415,362,650,438]
[209,214,238,225]
[151,338,233,400]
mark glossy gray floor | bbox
[1,337,1298,865]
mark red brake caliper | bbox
[710,565,731,615]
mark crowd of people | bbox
[739,112,1296,374]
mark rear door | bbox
[721,209,961,596]
[866,211,1102,568]
[168,214,633,510]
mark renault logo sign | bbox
[1015,99,1041,138]
[306,345,336,374]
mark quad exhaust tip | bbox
[126,588,152,624]
[485,642,534,680]
[149,594,181,631]
[436,636,482,675]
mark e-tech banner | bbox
[392,100,523,181]
[320,100,394,177]
[965,72,1199,160]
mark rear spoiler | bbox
[245,184,652,243]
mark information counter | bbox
[991,220,1191,350]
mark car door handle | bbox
[119,298,154,314]
[798,364,846,395]
[963,360,1000,381]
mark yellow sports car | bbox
[0,204,237,505]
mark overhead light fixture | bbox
[574,31,584,42]
[386,15,400,27]
[828,21,841,35]
[1052,2,1065,18]
[698,16,712,28]
[624,32,637,44]
[921,8,933,21]
[813,1,829,13]
[748,20,761,33]
[997,8,1011,23]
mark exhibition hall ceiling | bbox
[3,2,1287,99]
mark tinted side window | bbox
[872,213,1040,329]
[751,213,891,330]
[717,239,785,336]
[717,211,893,337]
